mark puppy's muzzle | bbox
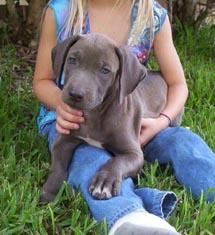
[69,89,85,102]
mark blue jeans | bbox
[47,123,215,229]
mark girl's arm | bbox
[33,9,84,134]
[140,17,188,146]
[33,8,61,109]
[153,17,189,122]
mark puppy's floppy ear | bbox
[115,46,147,104]
[51,35,82,80]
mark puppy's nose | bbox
[69,90,84,102]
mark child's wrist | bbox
[159,113,172,127]
[157,113,171,129]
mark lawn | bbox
[0,26,214,234]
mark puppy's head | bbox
[52,34,147,110]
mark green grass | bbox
[0,26,215,234]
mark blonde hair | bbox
[49,0,155,46]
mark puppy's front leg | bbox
[90,140,143,200]
[41,135,81,203]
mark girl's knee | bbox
[170,126,195,140]
[169,127,213,155]
[164,127,203,148]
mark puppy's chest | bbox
[78,134,104,149]
[74,115,104,149]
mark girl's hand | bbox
[56,100,85,135]
[139,116,169,147]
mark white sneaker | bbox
[108,210,181,235]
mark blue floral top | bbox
[37,0,167,136]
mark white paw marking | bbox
[92,186,102,197]
[101,186,112,199]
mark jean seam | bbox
[153,192,177,219]
[163,193,178,219]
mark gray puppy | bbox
[41,33,182,203]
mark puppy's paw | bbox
[39,190,56,204]
[89,171,122,200]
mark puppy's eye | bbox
[100,67,110,74]
[68,57,77,65]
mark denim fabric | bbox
[144,127,215,203]
[48,123,178,229]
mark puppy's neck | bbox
[82,87,119,126]
[99,87,119,114]
[83,108,101,124]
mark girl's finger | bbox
[56,122,70,135]
[62,102,83,116]
[57,116,80,130]
[57,107,85,123]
